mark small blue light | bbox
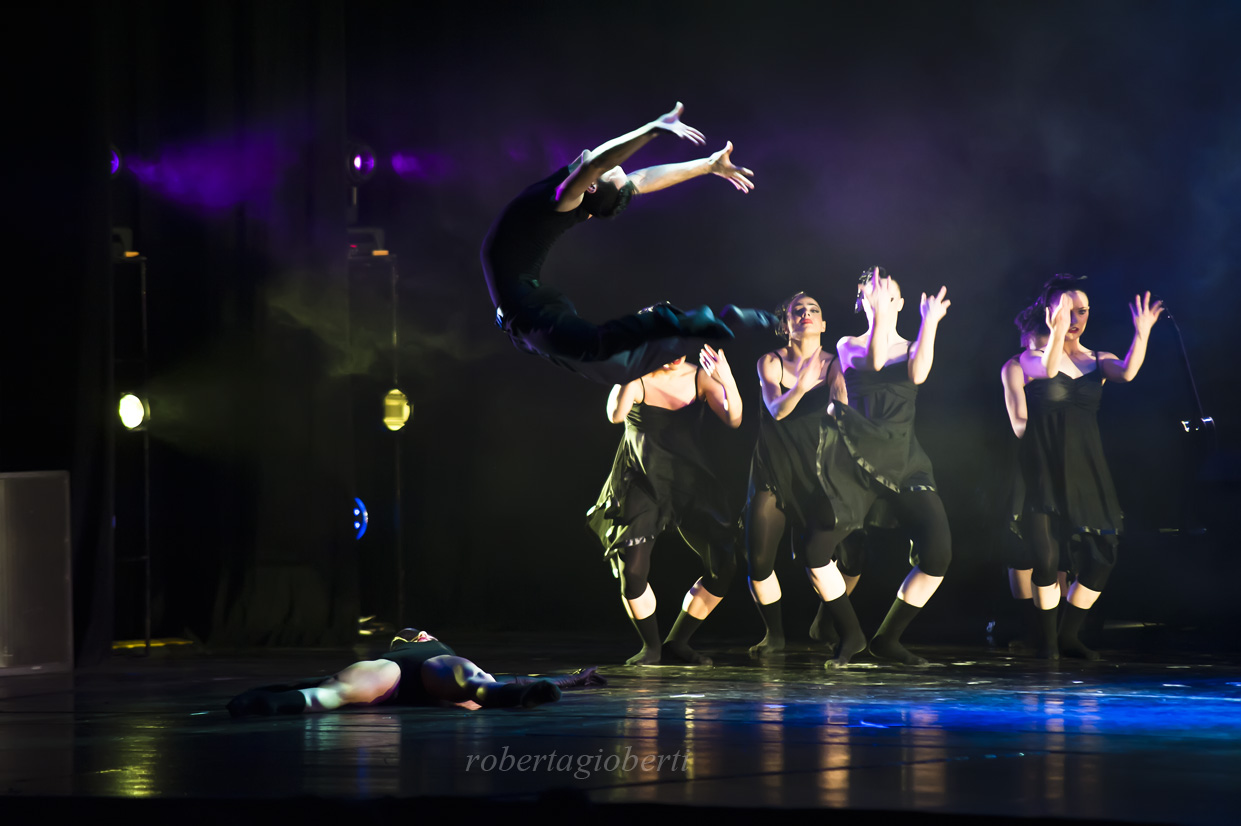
[353,497,369,540]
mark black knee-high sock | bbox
[822,595,868,668]
[1007,592,1037,649]
[227,688,308,718]
[1059,603,1100,660]
[1033,603,1059,660]
[627,613,662,665]
[809,602,840,651]
[869,598,928,665]
[749,599,785,657]
[664,611,713,665]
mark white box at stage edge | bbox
[0,471,73,675]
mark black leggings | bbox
[617,514,737,601]
[506,297,722,386]
[744,489,838,579]
[747,487,952,578]
[1026,513,1117,592]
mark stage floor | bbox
[1,634,1239,824]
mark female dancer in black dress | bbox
[481,102,769,385]
[813,268,954,666]
[999,305,1067,648]
[1018,274,1163,659]
[588,344,742,665]
[744,292,863,658]
[226,629,602,716]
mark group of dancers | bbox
[228,102,1162,717]
[482,102,1163,669]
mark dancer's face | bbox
[659,356,687,372]
[786,295,826,340]
[1053,290,1090,341]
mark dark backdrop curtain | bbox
[99,0,357,646]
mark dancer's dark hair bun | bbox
[855,266,889,313]
[1014,303,1050,337]
[858,266,889,285]
[1034,272,1087,316]
[1040,272,1087,299]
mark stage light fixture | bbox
[110,144,122,177]
[353,497,369,540]
[383,388,411,432]
[118,393,149,430]
[347,142,376,184]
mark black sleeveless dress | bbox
[1020,364,1122,536]
[588,380,733,557]
[817,361,937,531]
[999,430,1038,567]
[748,366,836,527]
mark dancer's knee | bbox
[1075,535,1118,592]
[745,542,777,581]
[1030,540,1061,588]
[899,492,951,577]
[618,542,652,600]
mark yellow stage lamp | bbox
[383,388,411,431]
[118,394,149,430]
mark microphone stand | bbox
[1161,305,1216,535]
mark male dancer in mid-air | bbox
[482,102,771,385]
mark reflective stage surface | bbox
[2,635,1239,824]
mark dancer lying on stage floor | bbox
[813,268,954,667]
[1017,274,1163,659]
[588,343,742,666]
[226,629,605,716]
[481,101,774,385]
[743,291,867,658]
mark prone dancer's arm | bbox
[908,286,950,385]
[554,102,706,212]
[607,379,645,423]
[626,141,754,195]
[1001,358,1028,438]
[700,344,742,428]
[1099,291,1164,383]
